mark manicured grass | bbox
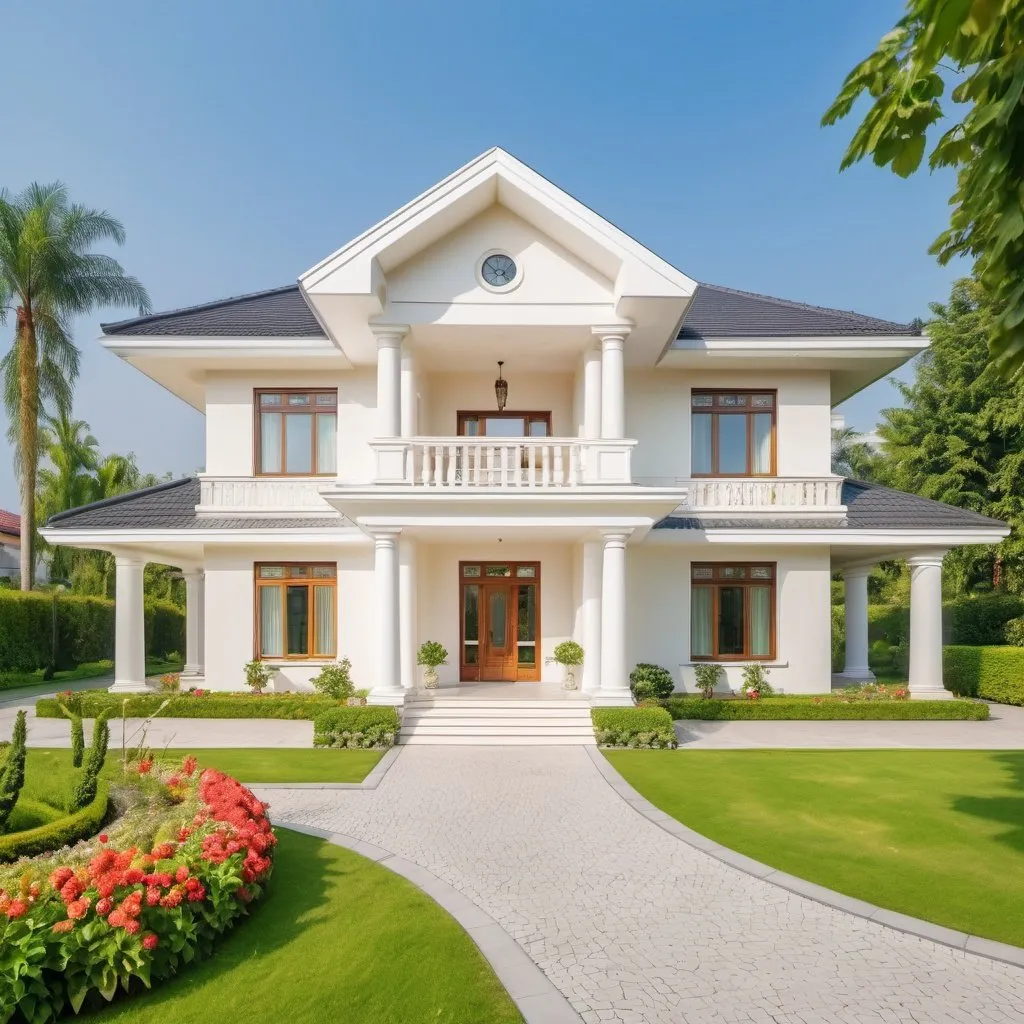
[0,657,182,693]
[81,828,522,1024]
[606,749,1024,947]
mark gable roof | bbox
[102,285,325,338]
[676,284,917,340]
[0,510,19,537]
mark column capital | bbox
[906,550,949,569]
[370,528,402,547]
[591,324,632,346]
[370,323,410,346]
[841,563,875,580]
[113,554,147,569]
[601,530,632,547]
[181,567,205,582]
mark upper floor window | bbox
[256,390,337,476]
[691,563,775,661]
[691,390,775,477]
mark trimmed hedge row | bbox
[664,697,989,721]
[0,590,184,672]
[0,783,109,862]
[591,707,677,748]
[37,690,339,720]
[313,707,401,748]
[944,646,1024,705]
[867,593,1024,647]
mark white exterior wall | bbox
[627,543,833,695]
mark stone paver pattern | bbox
[259,746,1024,1024]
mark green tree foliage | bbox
[0,183,150,589]
[831,425,880,480]
[872,276,1024,591]
[0,710,27,830]
[72,713,109,810]
[823,1,1024,374]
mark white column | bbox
[581,540,603,693]
[369,531,404,705]
[400,346,417,438]
[582,347,603,440]
[593,531,633,705]
[111,555,148,693]
[908,550,951,699]
[593,325,631,440]
[182,569,205,679]
[371,325,407,439]
[838,565,874,681]
[399,537,417,692]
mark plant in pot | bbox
[553,640,584,690]
[417,641,449,689]
[693,663,723,699]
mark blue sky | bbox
[0,0,964,507]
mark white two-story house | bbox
[44,148,1007,720]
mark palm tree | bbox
[0,183,149,589]
[831,425,877,479]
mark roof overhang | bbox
[648,525,1009,547]
[299,147,697,367]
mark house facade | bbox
[44,148,1007,707]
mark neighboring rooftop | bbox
[100,282,916,341]
[0,510,19,537]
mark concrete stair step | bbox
[407,699,586,710]
[399,734,596,746]
[404,708,590,720]
[402,724,596,736]
[404,717,592,729]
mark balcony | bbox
[196,476,334,516]
[682,476,845,517]
[371,437,637,489]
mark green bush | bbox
[628,664,675,701]
[73,714,110,810]
[0,783,108,862]
[831,605,845,672]
[313,707,400,748]
[944,645,1024,704]
[0,711,27,830]
[311,659,355,701]
[67,710,85,768]
[0,590,184,672]
[37,690,339,721]
[663,696,988,720]
[1004,616,1024,647]
[865,594,1024,649]
[591,707,677,748]
[740,664,774,698]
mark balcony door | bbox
[457,412,551,438]
[460,562,541,682]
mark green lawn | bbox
[606,749,1024,947]
[81,828,522,1024]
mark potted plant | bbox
[693,663,723,699]
[553,640,584,690]
[416,641,448,689]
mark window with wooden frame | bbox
[255,563,337,660]
[457,411,551,438]
[255,389,337,476]
[690,563,775,661]
[690,390,776,477]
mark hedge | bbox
[37,690,339,721]
[944,645,1024,705]
[0,782,108,862]
[313,707,401,748]
[664,697,989,721]
[0,590,184,672]
[865,593,1024,648]
[591,707,677,748]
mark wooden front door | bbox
[460,562,541,682]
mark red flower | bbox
[6,899,27,919]
[107,910,127,928]
[182,755,198,777]
[50,867,74,890]
[142,933,159,950]
[146,887,161,907]
[96,897,113,917]
[99,833,109,844]
[159,890,183,909]
[52,919,75,933]
[60,878,84,903]
[124,919,141,935]
[175,865,189,883]
[67,899,91,920]
[138,758,154,775]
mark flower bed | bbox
[0,757,276,1021]
[591,707,677,748]
[664,696,989,720]
[36,689,338,721]
[313,706,401,748]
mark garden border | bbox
[253,747,402,790]
[586,746,1024,970]
[272,820,581,1024]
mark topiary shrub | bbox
[591,707,677,748]
[72,714,109,810]
[629,663,675,701]
[310,659,355,701]
[68,711,85,768]
[0,711,27,831]
[313,706,400,748]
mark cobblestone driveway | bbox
[259,746,1024,1024]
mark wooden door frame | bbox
[459,561,542,682]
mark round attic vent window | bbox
[479,252,520,291]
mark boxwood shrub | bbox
[944,645,1024,705]
[0,783,108,862]
[663,696,989,721]
[591,707,677,748]
[37,690,339,721]
[313,707,400,748]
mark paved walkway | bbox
[260,746,1024,1024]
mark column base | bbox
[590,690,635,707]
[833,668,876,684]
[368,689,407,707]
[909,685,954,700]
[109,679,153,694]
[180,671,206,687]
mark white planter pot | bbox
[423,667,439,689]
[562,664,578,690]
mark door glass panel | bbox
[718,415,747,474]
[463,565,482,577]
[516,565,536,578]
[285,414,313,474]
[489,589,507,647]
[718,587,744,656]
[464,644,478,664]
[528,420,549,437]
[484,417,526,437]
[463,585,479,641]
[286,586,309,656]
[517,645,536,665]
[485,565,511,577]
[517,585,536,642]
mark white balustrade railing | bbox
[197,476,333,514]
[685,476,845,513]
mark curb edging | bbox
[586,746,1024,971]
[272,820,582,1024]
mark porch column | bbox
[369,530,404,705]
[594,531,633,705]
[182,569,205,680]
[399,537,418,692]
[581,540,603,693]
[838,565,874,681]
[372,324,407,439]
[593,325,631,440]
[582,347,602,440]
[110,555,148,693]
[400,346,417,438]
[908,550,951,699]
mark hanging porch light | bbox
[494,360,508,411]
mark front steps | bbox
[400,697,596,746]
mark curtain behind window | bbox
[259,587,283,657]
[314,585,336,656]
[749,586,771,656]
[691,587,713,657]
[261,413,282,473]
[752,413,772,474]
[317,414,337,475]
[692,414,713,474]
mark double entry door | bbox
[460,562,541,682]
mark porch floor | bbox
[410,682,589,702]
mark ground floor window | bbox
[690,563,775,660]
[255,563,337,659]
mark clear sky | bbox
[0,0,965,507]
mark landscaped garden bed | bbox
[591,707,677,748]
[37,690,342,721]
[664,695,989,720]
